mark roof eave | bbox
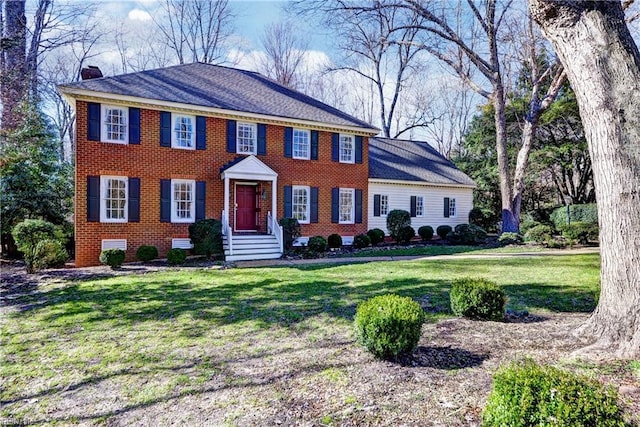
[57,86,380,136]
[368,177,477,189]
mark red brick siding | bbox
[75,102,369,266]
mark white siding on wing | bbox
[368,180,474,235]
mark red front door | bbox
[236,185,257,231]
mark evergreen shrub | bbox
[396,225,415,244]
[483,359,625,427]
[354,294,425,360]
[436,225,452,239]
[327,233,343,249]
[367,228,386,245]
[12,219,61,273]
[386,210,411,242]
[447,224,487,245]
[450,277,506,321]
[560,221,598,244]
[418,225,434,241]
[498,232,523,246]
[99,249,126,269]
[550,203,598,229]
[352,233,371,249]
[524,224,554,244]
[308,236,327,252]
[189,219,223,258]
[279,218,301,250]
[136,245,159,262]
[32,239,68,270]
[167,248,187,265]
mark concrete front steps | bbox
[223,234,282,262]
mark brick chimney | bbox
[81,66,103,80]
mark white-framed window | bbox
[292,185,310,224]
[293,128,310,160]
[100,176,127,223]
[416,196,424,217]
[339,188,354,224]
[339,134,354,163]
[171,179,195,223]
[449,198,457,217]
[102,105,128,144]
[380,194,389,216]
[172,114,195,149]
[237,122,257,154]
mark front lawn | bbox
[2,254,637,425]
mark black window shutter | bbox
[284,127,293,158]
[160,179,171,222]
[160,112,171,147]
[444,197,450,218]
[257,123,267,155]
[310,187,319,223]
[410,196,417,217]
[196,116,206,150]
[355,136,363,164]
[195,181,206,220]
[284,185,292,218]
[87,103,101,141]
[87,176,100,222]
[227,120,237,153]
[331,187,339,223]
[355,189,363,224]
[128,108,140,145]
[373,194,381,217]
[331,133,339,162]
[128,177,141,222]
[310,131,319,160]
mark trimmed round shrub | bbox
[447,224,487,245]
[308,235,327,252]
[99,248,126,269]
[483,359,625,427]
[519,219,542,235]
[450,277,506,321]
[279,218,301,250]
[189,219,223,258]
[12,219,60,273]
[436,225,452,239]
[367,228,386,246]
[32,239,68,270]
[418,225,434,241]
[560,221,599,244]
[524,224,554,244]
[498,232,523,246]
[396,225,415,244]
[354,294,425,360]
[352,233,371,249]
[327,233,343,249]
[136,245,159,262]
[167,248,187,265]
[387,209,411,242]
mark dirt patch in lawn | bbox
[2,262,638,426]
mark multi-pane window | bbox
[173,115,194,149]
[416,196,424,217]
[172,180,195,223]
[237,122,257,154]
[449,198,456,217]
[292,186,310,224]
[293,129,310,159]
[380,194,389,216]
[339,188,354,224]
[102,105,127,143]
[339,134,354,163]
[101,176,127,222]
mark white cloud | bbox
[128,8,152,22]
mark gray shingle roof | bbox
[59,62,377,131]
[369,137,476,187]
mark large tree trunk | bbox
[531,0,640,359]
[1,0,27,129]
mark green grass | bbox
[1,254,601,424]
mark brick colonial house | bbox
[59,62,474,266]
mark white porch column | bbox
[271,177,277,223]
[224,176,230,229]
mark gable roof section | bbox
[369,137,476,187]
[59,62,377,133]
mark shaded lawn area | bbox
[1,255,604,425]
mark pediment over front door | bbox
[220,155,278,181]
